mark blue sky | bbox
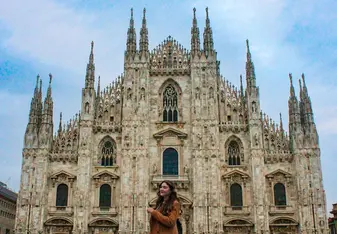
[0,0,336,214]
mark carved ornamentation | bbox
[50,170,76,188]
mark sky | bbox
[0,0,336,215]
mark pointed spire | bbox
[139,8,148,53]
[191,7,200,56]
[299,78,303,100]
[97,76,101,97]
[58,112,63,133]
[28,74,41,125]
[289,73,295,98]
[42,73,54,125]
[301,73,314,127]
[301,73,309,96]
[240,74,244,97]
[46,73,52,98]
[203,7,214,56]
[126,8,137,56]
[245,39,256,91]
[85,41,95,89]
[279,113,284,133]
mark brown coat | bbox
[149,200,181,234]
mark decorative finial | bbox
[246,39,250,52]
[36,74,40,85]
[49,73,52,84]
[206,7,209,19]
[131,8,134,19]
[289,73,293,84]
[193,7,196,17]
[301,73,306,86]
[91,41,94,52]
[143,8,146,17]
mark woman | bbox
[147,180,181,234]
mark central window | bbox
[163,148,179,175]
[163,85,178,122]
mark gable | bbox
[153,127,188,140]
[92,170,119,180]
[265,169,292,179]
[50,170,76,180]
[222,169,250,179]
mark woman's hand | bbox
[147,207,154,214]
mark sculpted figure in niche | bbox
[252,101,257,113]
[184,165,189,175]
[254,133,259,146]
[85,102,89,114]
[195,87,200,99]
[140,88,145,100]
[152,163,158,174]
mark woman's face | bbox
[159,182,171,197]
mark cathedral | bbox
[15,7,329,234]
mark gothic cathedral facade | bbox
[15,8,329,234]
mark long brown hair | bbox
[155,180,179,215]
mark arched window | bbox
[99,184,112,207]
[230,183,243,207]
[228,141,240,165]
[274,183,287,206]
[163,85,178,122]
[100,139,116,166]
[163,148,179,175]
[56,184,68,207]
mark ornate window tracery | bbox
[99,184,111,207]
[100,138,116,167]
[230,183,243,207]
[274,183,287,206]
[56,184,68,207]
[228,141,240,165]
[163,85,178,122]
[163,148,179,175]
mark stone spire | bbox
[240,74,244,97]
[139,8,148,53]
[245,39,256,92]
[58,112,63,134]
[85,41,95,89]
[191,7,200,56]
[126,8,137,56]
[42,74,54,125]
[279,112,284,134]
[203,7,214,56]
[288,73,302,150]
[97,75,101,97]
[301,73,314,125]
[27,75,40,125]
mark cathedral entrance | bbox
[269,218,298,234]
[44,217,73,234]
[223,219,254,234]
[88,218,118,234]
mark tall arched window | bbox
[230,183,243,207]
[100,139,116,166]
[274,183,287,206]
[163,148,179,175]
[228,141,240,165]
[56,184,68,207]
[163,85,178,122]
[99,184,112,207]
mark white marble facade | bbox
[15,8,329,234]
